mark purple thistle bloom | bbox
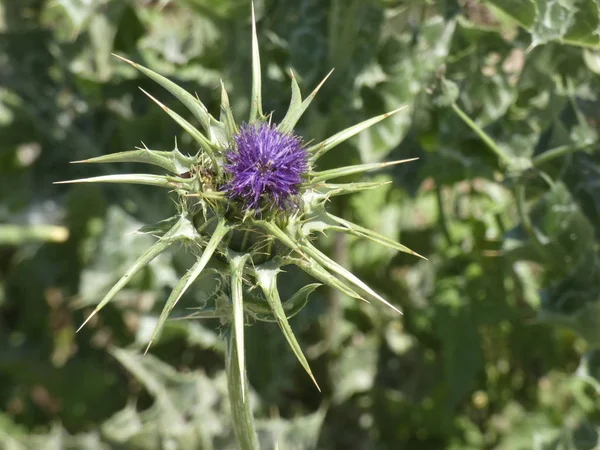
[223,123,309,213]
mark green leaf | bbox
[55,0,101,35]
[292,257,367,303]
[529,0,578,47]
[220,80,238,141]
[309,106,407,160]
[110,348,185,424]
[300,240,402,314]
[278,69,334,134]
[77,215,198,332]
[70,147,196,175]
[278,70,302,134]
[562,0,600,47]
[486,0,600,48]
[145,218,230,352]
[485,0,536,29]
[54,173,190,190]
[139,88,220,173]
[249,2,263,122]
[113,54,214,136]
[327,213,427,260]
[309,158,418,184]
[310,181,391,199]
[243,283,321,322]
[434,284,483,411]
[584,49,600,74]
[255,261,320,391]
[254,220,307,259]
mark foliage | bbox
[1,0,600,449]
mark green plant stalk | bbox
[0,224,69,244]
[451,103,512,166]
[532,142,597,167]
[225,329,259,450]
[435,183,453,246]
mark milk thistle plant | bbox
[58,4,423,448]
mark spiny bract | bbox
[57,4,424,389]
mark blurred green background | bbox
[2,0,600,448]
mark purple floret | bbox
[223,123,308,213]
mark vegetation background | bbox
[2,0,600,448]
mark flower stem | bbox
[451,103,512,166]
[532,142,597,167]
[225,329,259,450]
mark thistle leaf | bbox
[254,220,307,259]
[54,174,190,190]
[309,158,418,184]
[243,283,322,322]
[76,215,198,332]
[71,148,195,175]
[249,2,263,122]
[109,348,183,421]
[229,252,250,402]
[301,241,402,314]
[255,262,320,391]
[278,69,334,134]
[278,70,302,134]
[312,181,392,198]
[220,80,238,140]
[139,88,221,173]
[327,213,428,261]
[112,53,214,136]
[293,257,367,303]
[308,106,407,160]
[145,218,230,352]
[181,306,222,320]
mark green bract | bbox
[57,1,423,425]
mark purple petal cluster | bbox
[223,123,308,213]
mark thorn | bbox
[383,104,408,118]
[309,68,334,98]
[76,310,98,333]
[384,157,419,167]
[111,53,137,67]
[139,87,169,112]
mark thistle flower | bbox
[57,3,424,448]
[224,123,308,214]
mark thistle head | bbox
[224,123,308,216]
[57,3,424,397]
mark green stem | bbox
[0,225,69,245]
[225,330,259,450]
[435,183,453,246]
[451,103,512,166]
[514,184,551,263]
[532,142,597,167]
